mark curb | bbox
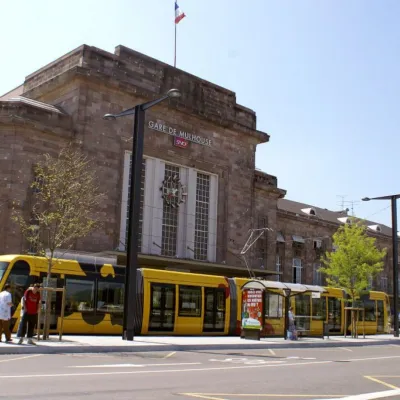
[0,339,399,355]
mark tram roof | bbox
[241,280,326,294]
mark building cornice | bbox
[254,170,286,198]
[0,102,73,138]
[21,45,269,145]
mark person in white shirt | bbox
[288,306,297,340]
[0,284,13,343]
[288,307,295,327]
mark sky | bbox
[1,0,399,228]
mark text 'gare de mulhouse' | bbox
[148,120,212,147]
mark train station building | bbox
[0,44,396,290]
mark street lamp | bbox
[104,88,181,341]
[282,288,291,340]
[362,194,400,337]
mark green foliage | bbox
[12,144,104,273]
[320,218,386,303]
[12,144,104,339]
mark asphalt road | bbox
[1,345,400,399]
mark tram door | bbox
[327,297,342,333]
[39,273,64,330]
[6,260,30,332]
[148,284,175,332]
[203,288,226,332]
[377,300,384,333]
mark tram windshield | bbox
[0,262,9,282]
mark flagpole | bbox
[174,1,185,68]
[174,21,177,68]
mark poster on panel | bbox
[242,289,263,330]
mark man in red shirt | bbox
[17,283,41,345]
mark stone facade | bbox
[0,44,397,286]
[275,199,396,292]
[0,44,282,277]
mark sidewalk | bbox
[0,334,399,355]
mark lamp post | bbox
[282,288,291,340]
[362,194,400,337]
[104,89,181,341]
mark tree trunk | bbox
[42,258,53,340]
[350,294,358,339]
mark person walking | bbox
[0,284,13,343]
[288,306,297,340]
[17,283,41,345]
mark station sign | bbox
[174,136,189,148]
[148,120,212,147]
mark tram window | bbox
[328,297,341,321]
[66,279,95,313]
[312,297,326,320]
[179,286,201,317]
[6,260,30,310]
[364,300,376,322]
[295,294,311,316]
[386,296,391,318]
[265,293,283,318]
[216,291,226,311]
[97,282,124,314]
[0,262,9,282]
[151,284,175,310]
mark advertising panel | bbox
[242,289,263,330]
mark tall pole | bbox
[104,89,180,341]
[123,105,145,341]
[174,22,177,68]
[283,289,291,340]
[391,196,399,337]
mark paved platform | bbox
[0,334,399,355]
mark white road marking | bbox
[164,351,176,359]
[63,354,111,358]
[346,355,400,362]
[273,345,394,352]
[268,349,276,356]
[186,395,346,398]
[69,362,201,368]
[209,357,284,365]
[182,394,227,400]
[0,354,42,363]
[3,353,400,380]
[340,347,353,352]
[315,388,400,400]
[243,361,285,365]
[0,360,332,379]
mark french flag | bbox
[175,1,186,24]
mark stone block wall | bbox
[0,44,269,268]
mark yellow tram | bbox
[0,254,391,336]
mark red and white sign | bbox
[174,136,188,148]
[242,289,263,330]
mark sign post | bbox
[241,289,263,340]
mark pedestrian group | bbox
[0,283,41,345]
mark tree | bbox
[320,218,386,336]
[12,144,104,339]
[321,219,386,302]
